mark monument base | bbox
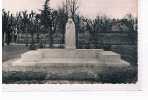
[3,49,130,80]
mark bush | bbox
[103,44,111,51]
[29,44,37,50]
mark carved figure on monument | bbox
[65,18,76,49]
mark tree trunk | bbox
[31,33,34,45]
[49,28,53,48]
[2,32,5,46]
[6,33,11,46]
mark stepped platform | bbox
[3,49,130,80]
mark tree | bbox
[56,2,68,33]
[122,14,138,44]
[35,14,41,43]
[28,10,36,49]
[40,0,58,47]
[21,11,29,33]
[2,9,13,45]
[21,11,30,46]
[2,9,7,46]
[65,0,79,20]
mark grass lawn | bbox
[2,44,29,62]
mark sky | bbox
[3,0,138,19]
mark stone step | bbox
[21,49,103,60]
[6,58,129,73]
[99,51,121,62]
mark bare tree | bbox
[65,0,79,20]
[2,10,14,46]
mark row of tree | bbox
[2,0,137,47]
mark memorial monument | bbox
[3,5,130,80]
[65,18,76,49]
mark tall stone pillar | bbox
[65,18,76,49]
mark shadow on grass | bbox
[3,67,137,84]
[95,67,137,83]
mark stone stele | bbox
[65,18,76,49]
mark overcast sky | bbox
[3,0,137,19]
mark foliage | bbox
[2,0,137,47]
[40,0,58,47]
